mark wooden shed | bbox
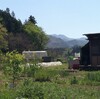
[80,33,100,70]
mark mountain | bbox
[46,34,88,48]
[46,35,69,48]
[67,39,88,47]
[52,34,73,41]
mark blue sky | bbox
[0,0,100,38]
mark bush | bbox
[3,51,24,87]
[0,89,17,99]
[23,63,39,77]
[60,70,69,77]
[70,76,78,84]
[34,69,51,82]
[17,79,44,99]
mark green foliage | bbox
[72,45,81,53]
[70,76,78,84]
[0,50,5,69]
[23,63,39,77]
[34,69,51,82]
[47,47,80,63]
[0,89,17,99]
[28,15,37,24]
[0,82,100,99]
[47,48,65,61]
[3,51,24,86]
[0,23,8,50]
[0,63,100,98]
[16,81,100,99]
[81,71,100,86]
[0,9,22,33]
[34,66,69,82]
[0,8,48,52]
[63,48,73,61]
[60,70,69,77]
[23,21,48,50]
[86,71,100,82]
[17,79,44,99]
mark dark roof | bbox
[83,33,100,40]
[84,33,100,35]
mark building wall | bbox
[90,39,100,66]
[80,34,100,67]
[80,43,90,65]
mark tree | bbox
[63,48,73,66]
[8,32,34,52]
[6,8,10,13]
[0,9,22,33]
[28,15,37,24]
[72,45,81,53]
[23,21,48,50]
[3,51,24,87]
[0,23,8,50]
[0,8,48,52]
[11,11,15,18]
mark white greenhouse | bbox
[22,51,47,60]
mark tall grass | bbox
[80,71,100,86]
[0,62,100,99]
[86,71,100,82]
[0,81,100,99]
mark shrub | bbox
[34,69,51,82]
[23,63,39,77]
[60,70,69,77]
[3,51,24,87]
[17,79,44,99]
[70,76,78,84]
[0,89,17,99]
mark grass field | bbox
[0,63,100,99]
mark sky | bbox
[0,0,100,38]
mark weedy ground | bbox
[0,63,100,99]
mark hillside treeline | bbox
[0,8,48,52]
[46,46,80,61]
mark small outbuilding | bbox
[22,51,47,60]
[80,33,100,70]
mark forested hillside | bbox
[0,8,48,52]
[46,35,88,48]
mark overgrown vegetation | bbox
[0,51,100,99]
[3,51,24,87]
[0,8,99,99]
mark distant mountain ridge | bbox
[46,34,88,48]
[46,35,69,48]
[52,34,73,41]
